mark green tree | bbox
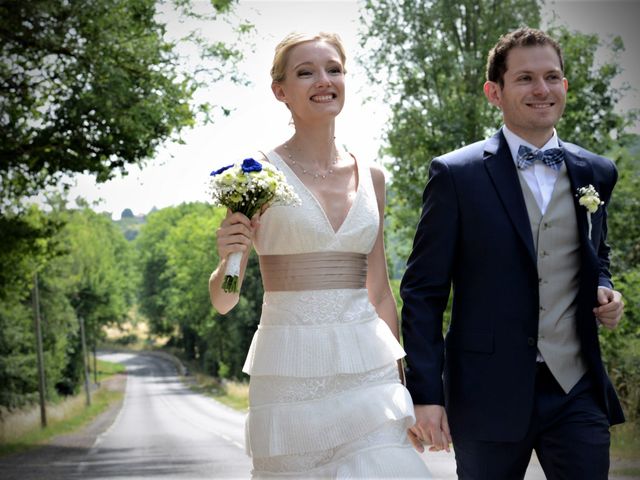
[606,140,640,272]
[136,202,262,378]
[0,0,247,306]
[0,0,248,403]
[360,0,541,265]
[0,202,134,407]
[163,205,222,362]
[601,138,640,421]
[136,204,198,337]
[0,206,69,408]
[165,204,262,378]
[360,1,636,271]
[0,0,242,206]
[0,207,62,302]
[40,204,134,397]
[56,203,136,393]
[60,206,134,329]
[549,27,637,153]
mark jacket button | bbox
[527,337,536,347]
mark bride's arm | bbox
[209,210,259,314]
[368,164,405,384]
[366,164,400,340]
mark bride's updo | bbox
[270,32,347,83]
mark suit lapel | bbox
[561,141,596,249]
[484,131,537,266]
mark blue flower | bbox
[241,158,263,173]
[210,164,234,176]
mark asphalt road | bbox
[1,352,251,480]
[82,352,251,479]
[0,351,547,479]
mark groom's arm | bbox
[593,160,624,328]
[400,158,459,406]
[595,160,618,290]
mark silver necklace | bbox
[284,142,339,180]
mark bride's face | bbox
[272,40,345,122]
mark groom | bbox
[400,27,625,479]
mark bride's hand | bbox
[412,404,452,453]
[216,210,260,260]
[407,427,425,453]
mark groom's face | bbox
[485,45,568,145]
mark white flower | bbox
[209,157,300,292]
[576,184,603,240]
[577,184,603,214]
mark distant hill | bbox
[114,209,147,241]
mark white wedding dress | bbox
[242,148,431,478]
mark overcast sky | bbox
[67,0,640,220]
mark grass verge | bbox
[186,372,248,411]
[95,358,126,382]
[612,466,640,478]
[215,380,249,411]
[611,420,640,458]
[0,361,125,457]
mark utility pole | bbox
[32,272,47,428]
[93,342,99,386]
[79,316,91,406]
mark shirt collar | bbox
[502,125,559,166]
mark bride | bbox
[209,31,431,478]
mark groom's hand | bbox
[410,404,452,453]
[594,287,624,329]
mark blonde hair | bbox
[270,32,347,83]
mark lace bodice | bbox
[253,148,379,256]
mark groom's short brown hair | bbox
[486,27,564,86]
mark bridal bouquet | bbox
[210,157,300,293]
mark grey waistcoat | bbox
[517,165,587,393]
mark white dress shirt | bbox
[502,125,561,215]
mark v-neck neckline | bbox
[269,148,361,235]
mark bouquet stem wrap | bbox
[210,158,300,293]
[223,252,242,292]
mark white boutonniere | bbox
[576,184,604,240]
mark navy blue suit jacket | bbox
[400,130,625,442]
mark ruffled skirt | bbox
[243,289,431,478]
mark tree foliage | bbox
[135,203,197,336]
[0,206,67,408]
[135,202,262,378]
[1,0,183,204]
[0,0,244,207]
[360,0,541,263]
[0,0,246,310]
[551,27,638,152]
[601,138,640,419]
[361,1,637,272]
[0,203,134,408]
[608,143,640,269]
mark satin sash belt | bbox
[260,252,367,291]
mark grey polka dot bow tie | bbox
[516,145,565,171]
